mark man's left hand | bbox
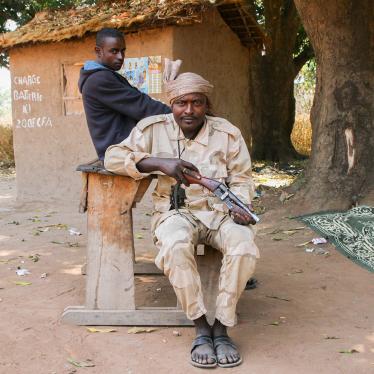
[230,204,256,225]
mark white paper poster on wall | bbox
[148,56,162,94]
[120,56,162,94]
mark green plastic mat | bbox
[297,206,374,273]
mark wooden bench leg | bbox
[62,173,192,326]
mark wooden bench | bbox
[62,162,221,326]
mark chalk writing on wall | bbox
[13,74,53,129]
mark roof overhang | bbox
[0,0,265,51]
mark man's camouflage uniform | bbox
[105,113,259,327]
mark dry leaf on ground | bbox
[339,349,359,354]
[282,230,297,235]
[296,240,312,247]
[67,358,95,367]
[266,295,291,302]
[86,327,117,333]
[29,254,40,262]
[14,281,32,286]
[279,191,294,202]
[265,321,279,326]
[127,327,157,334]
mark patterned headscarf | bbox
[163,58,213,103]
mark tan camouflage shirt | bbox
[104,113,255,229]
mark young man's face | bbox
[95,36,126,71]
[172,93,208,138]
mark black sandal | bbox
[213,335,242,368]
[190,335,217,369]
[245,277,258,290]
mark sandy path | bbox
[0,173,373,374]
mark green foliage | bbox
[294,25,309,58]
[247,1,315,117]
[294,58,316,114]
[0,0,94,34]
[0,1,31,33]
[27,0,97,13]
[252,0,265,25]
[247,0,314,75]
[300,58,316,90]
[0,0,97,67]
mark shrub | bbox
[0,123,14,168]
[291,115,312,156]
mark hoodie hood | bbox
[83,60,108,71]
[78,60,109,93]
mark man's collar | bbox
[169,116,209,146]
[193,119,209,145]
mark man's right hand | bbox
[137,157,199,186]
[158,158,199,186]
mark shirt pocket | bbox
[200,164,228,180]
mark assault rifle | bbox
[182,168,260,224]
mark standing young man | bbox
[78,28,171,160]
[104,71,259,368]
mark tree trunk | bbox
[249,52,299,161]
[247,0,303,161]
[293,0,374,211]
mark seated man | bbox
[104,72,259,368]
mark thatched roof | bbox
[0,0,265,51]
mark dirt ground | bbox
[0,170,373,374]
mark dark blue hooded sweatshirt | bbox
[78,61,171,160]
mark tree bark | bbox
[248,52,299,161]
[247,0,304,161]
[293,0,374,211]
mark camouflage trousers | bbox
[152,211,259,327]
